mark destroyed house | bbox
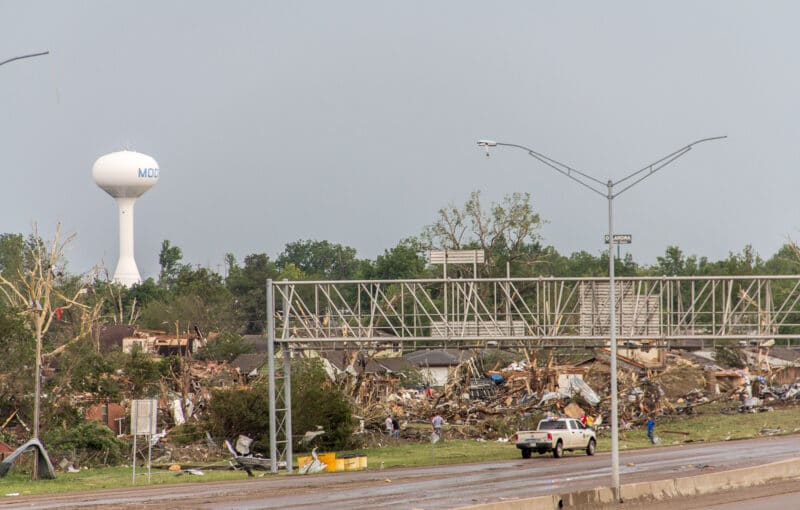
[85,403,125,434]
[403,349,474,386]
[97,324,136,354]
[743,346,800,370]
[315,351,411,376]
[762,346,800,363]
[241,335,269,354]
[153,336,197,356]
[741,346,800,385]
[232,353,268,381]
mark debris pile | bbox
[331,343,800,443]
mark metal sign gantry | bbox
[267,275,800,471]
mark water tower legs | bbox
[114,197,141,287]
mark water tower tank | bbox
[92,150,159,287]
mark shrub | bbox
[291,359,355,451]
[205,383,269,452]
[43,421,126,466]
[169,422,206,446]
[195,332,253,362]
[714,346,746,369]
[205,358,355,453]
[55,341,123,400]
[396,367,428,388]
[120,345,164,398]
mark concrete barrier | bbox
[455,494,559,510]
[457,457,800,510]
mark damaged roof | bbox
[97,324,136,353]
[241,335,269,354]
[232,353,268,376]
[752,346,800,363]
[316,351,411,374]
[403,349,473,366]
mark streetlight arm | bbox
[611,136,727,196]
[489,141,608,197]
[0,51,49,68]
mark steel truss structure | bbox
[267,275,800,471]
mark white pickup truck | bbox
[513,417,596,459]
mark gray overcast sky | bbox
[2,1,799,278]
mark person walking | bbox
[385,415,394,439]
[646,416,657,444]
[391,417,400,440]
[431,413,444,442]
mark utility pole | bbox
[477,135,726,502]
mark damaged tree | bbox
[0,224,99,479]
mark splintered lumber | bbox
[659,430,691,436]
[0,410,16,431]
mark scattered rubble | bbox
[325,343,800,443]
[10,321,800,468]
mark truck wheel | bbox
[521,448,532,459]
[586,438,596,456]
[553,441,563,458]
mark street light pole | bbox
[2,50,50,480]
[477,135,726,502]
[33,314,43,441]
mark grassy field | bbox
[0,464,247,496]
[0,403,798,496]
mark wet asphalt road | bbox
[2,435,798,509]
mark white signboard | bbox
[131,399,158,436]
[429,250,485,264]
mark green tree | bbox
[647,246,713,276]
[140,265,236,333]
[158,240,186,286]
[226,253,278,333]
[0,303,34,422]
[277,262,307,281]
[565,250,607,277]
[764,243,800,274]
[195,332,253,362]
[277,240,363,280]
[0,233,25,282]
[655,246,687,276]
[370,238,429,279]
[126,278,167,313]
[707,245,763,276]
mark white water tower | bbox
[92,150,159,287]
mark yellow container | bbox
[341,455,358,471]
[335,458,345,471]
[318,452,337,472]
[297,455,312,469]
[356,454,368,470]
